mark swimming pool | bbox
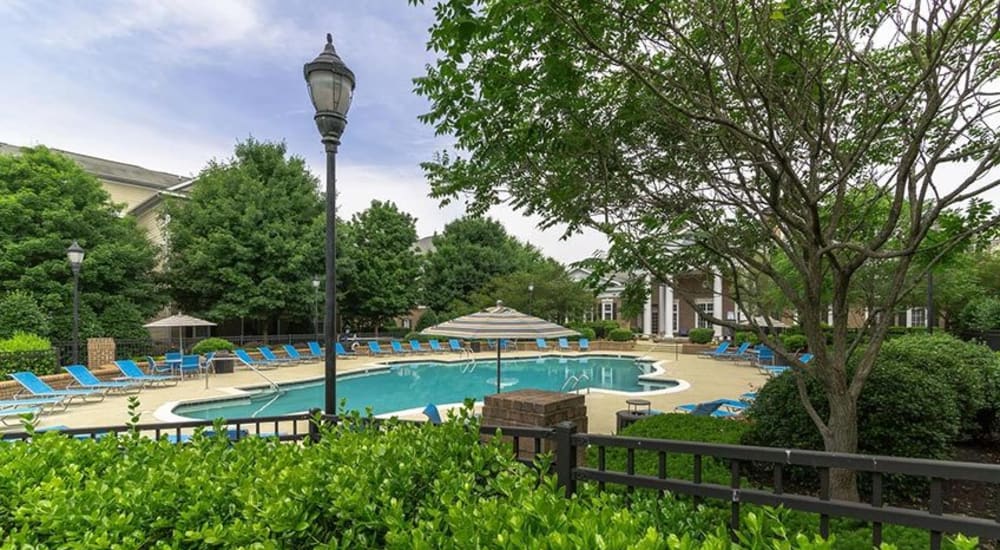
[172,355,681,420]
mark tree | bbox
[422,217,546,314]
[338,200,420,332]
[0,291,50,339]
[466,261,594,322]
[0,146,163,341]
[414,0,1000,499]
[164,138,324,333]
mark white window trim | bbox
[601,300,614,321]
[695,299,714,330]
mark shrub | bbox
[780,333,808,352]
[607,328,634,341]
[688,327,714,344]
[415,309,439,331]
[959,296,1000,332]
[403,331,431,342]
[584,320,620,339]
[0,332,58,376]
[190,337,235,355]
[574,327,596,341]
[0,291,49,339]
[733,331,759,346]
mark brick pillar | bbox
[87,338,116,370]
[481,389,588,464]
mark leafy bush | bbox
[404,331,431,342]
[0,291,49,339]
[584,320,620,339]
[595,414,748,484]
[574,327,596,341]
[733,331,760,345]
[415,309,440,331]
[190,337,235,355]
[688,327,714,344]
[959,296,1000,332]
[0,332,58,376]
[97,299,150,340]
[781,333,808,352]
[607,327,634,341]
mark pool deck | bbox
[9,349,768,435]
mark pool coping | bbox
[155,353,690,422]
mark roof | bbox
[0,142,188,192]
[414,235,436,254]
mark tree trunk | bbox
[824,391,860,501]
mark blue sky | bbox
[0,0,607,264]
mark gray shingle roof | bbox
[0,142,188,191]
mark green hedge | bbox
[607,328,634,342]
[780,333,808,352]
[733,331,760,345]
[0,410,929,549]
[0,333,57,376]
[688,327,714,344]
[190,337,235,355]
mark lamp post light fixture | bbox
[305,33,355,415]
[528,282,535,316]
[312,277,321,341]
[66,241,85,365]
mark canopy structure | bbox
[143,313,217,353]
[421,302,578,393]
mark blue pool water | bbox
[174,355,675,419]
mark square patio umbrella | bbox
[421,302,579,393]
[143,313,217,353]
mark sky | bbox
[0,0,609,264]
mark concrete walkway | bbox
[6,350,767,435]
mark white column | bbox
[642,283,653,336]
[663,281,674,337]
[713,274,724,338]
[827,307,833,325]
[905,308,913,328]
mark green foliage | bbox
[608,327,634,341]
[421,217,546,313]
[0,291,49,339]
[781,334,808,352]
[733,331,760,346]
[688,328,714,344]
[0,146,163,341]
[190,337,235,355]
[415,309,439,331]
[582,320,621,339]
[0,332,57,376]
[338,200,421,331]
[404,332,431,343]
[573,326,596,341]
[958,296,1000,333]
[464,262,594,323]
[164,138,324,330]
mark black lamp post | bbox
[312,276,320,341]
[305,33,355,415]
[528,282,535,316]
[66,241,85,365]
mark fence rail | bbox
[3,415,997,547]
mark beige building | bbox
[0,142,194,250]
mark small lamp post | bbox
[66,241,85,365]
[312,277,321,341]
[305,33,355,415]
[528,282,535,316]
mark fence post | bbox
[554,421,578,497]
[308,408,322,443]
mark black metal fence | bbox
[4,415,998,548]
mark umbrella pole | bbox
[496,344,501,393]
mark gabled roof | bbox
[414,235,436,254]
[0,142,188,191]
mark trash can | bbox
[470,341,482,353]
[213,353,235,374]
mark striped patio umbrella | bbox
[143,313,217,353]
[421,302,578,393]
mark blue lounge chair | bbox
[335,342,356,358]
[448,339,465,353]
[764,366,790,377]
[752,345,775,367]
[674,399,742,418]
[0,397,66,412]
[389,340,409,354]
[234,349,277,370]
[719,342,752,361]
[410,340,430,354]
[64,365,142,394]
[423,404,443,425]
[282,345,305,362]
[740,392,757,401]
[307,341,325,358]
[428,339,445,353]
[558,338,571,351]
[115,359,180,386]
[369,341,388,355]
[579,338,590,351]
[698,341,730,358]
[1,407,41,427]
[258,346,293,364]
[9,372,106,403]
[536,338,549,351]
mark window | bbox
[672,301,679,334]
[696,300,714,329]
[895,311,908,327]
[402,318,411,329]
[651,305,659,334]
[910,307,927,328]
[601,300,614,320]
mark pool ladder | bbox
[244,363,284,418]
[461,357,477,373]
[560,373,591,394]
